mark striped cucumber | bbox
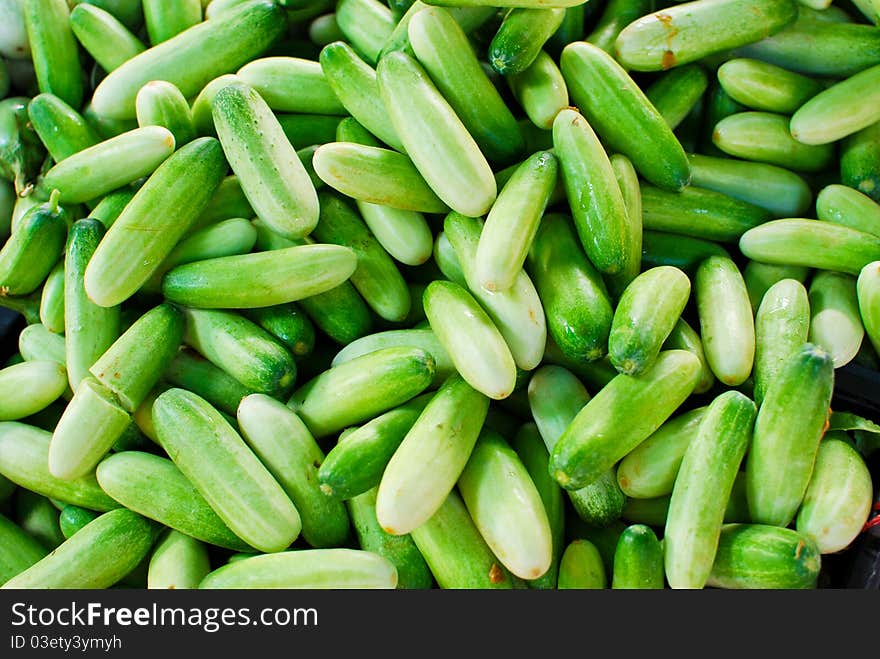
[664,391,756,589]
[808,271,864,368]
[746,343,834,527]
[331,329,453,387]
[245,304,315,358]
[841,122,880,203]
[488,8,563,76]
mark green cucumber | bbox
[611,524,663,589]
[331,329,453,387]
[739,219,880,276]
[0,0,30,60]
[0,96,45,195]
[0,360,67,421]
[623,473,752,527]
[237,394,350,548]
[236,56,345,115]
[664,391,756,589]
[377,50,496,218]
[182,308,298,398]
[408,6,524,164]
[27,93,101,163]
[859,261,880,356]
[91,0,286,119]
[706,523,820,589]
[142,0,201,44]
[135,80,196,147]
[552,108,629,275]
[614,0,798,72]
[585,0,655,55]
[549,349,701,491]
[245,304,315,358]
[84,137,227,308]
[13,490,65,550]
[162,350,253,418]
[488,8,564,76]
[616,407,708,499]
[712,112,834,173]
[152,387,302,554]
[687,154,812,218]
[0,512,47,584]
[336,0,394,65]
[70,3,146,72]
[641,230,730,275]
[641,184,772,243]
[213,80,319,240]
[90,188,135,229]
[347,487,432,589]
[841,122,880,202]
[753,278,810,406]
[147,530,211,590]
[1,508,153,589]
[526,213,613,363]
[409,490,514,590]
[608,266,691,376]
[816,184,880,238]
[745,343,834,527]
[717,58,822,114]
[199,548,397,589]
[309,14,344,46]
[376,373,488,536]
[508,50,568,131]
[288,346,434,438]
[318,393,431,500]
[38,263,64,335]
[277,114,345,150]
[95,451,251,551]
[23,0,83,109]
[808,271,864,368]
[645,64,709,131]
[18,324,65,365]
[356,200,432,267]
[0,192,67,297]
[607,153,643,299]
[662,319,714,395]
[423,279,517,401]
[557,540,606,589]
[695,255,755,386]
[744,260,810,312]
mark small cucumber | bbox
[816,184,880,238]
[0,193,67,297]
[336,0,395,65]
[745,343,834,527]
[841,121,880,203]
[331,329,453,387]
[142,0,201,44]
[245,304,315,358]
[645,64,709,131]
[717,58,822,114]
[508,50,569,131]
[664,391,756,589]
[641,230,731,275]
[147,530,211,590]
[162,349,253,418]
[662,319,715,394]
[0,360,67,421]
[27,93,101,164]
[237,56,345,115]
[38,263,64,335]
[808,271,864,368]
[607,153,643,299]
[70,3,146,72]
[585,0,655,55]
[557,539,606,589]
[744,260,810,313]
[0,512,47,584]
[23,0,83,109]
[135,80,196,147]
[611,524,664,589]
[488,8,564,76]
[18,324,65,365]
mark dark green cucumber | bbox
[841,121,880,203]
[27,93,101,163]
[488,8,564,76]
[611,524,664,589]
[58,505,99,539]
[23,0,84,109]
[244,304,315,358]
[163,348,255,417]
[0,192,67,296]
[585,0,654,55]
[645,64,709,131]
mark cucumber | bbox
[816,184,880,238]
[377,50,496,218]
[458,429,553,580]
[27,93,101,163]
[745,343,834,527]
[408,6,524,165]
[13,490,65,550]
[409,490,514,589]
[808,271,864,368]
[236,56,345,115]
[336,0,395,65]
[607,153,643,299]
[1,508,153,589]
[662,319,714,395]
[89,303,184,412]
[549,350,701,491]
[614,0,798,72]
[664,391,756,589]
[706,524,820,589]
[182,308,298,398]
[0,512,47,584]
[526,213,613,363]
[163,244,358,310]
[163,349,254,417]
[22,0,83,109]
[90,188,135,229]
[318,393,431,500]
[753,278,810,406]
[712,112,834,173]
[0,96,45,195]
[740,219,880,276]
[552,108,630,276]
[645,64,708,131]
[64,219,120,392]
[0,360,67,421]
[356,200,432,267]
[608,266,691,376]
[85,137,227,308]
[18,324,65,365]
[38,263,64,335]
[237,394,350,548]
[623,473,752,527]
[199,548,398,589]
[641,184,773,243]
[717,58,822,114]
[796,438,873,554]
[616,407,708,499]
[152,387,302,554]
[0,0,29,60]
[331,329,453,387]
[641,230,731,275]
[423,279,517,400]
[508,50,569,131]
[91,0,286,119]
[95,451,251,551]
[687,154,812,218]
[859,261,880,356]
[557,540,606,589]
[511,423,565,590]
[376,373,488,536]
[135,80,196,147]
[695,255,755,386]
[0,192,67,297]
[142,0,201,44]
[841,121,880,203]
[347,487,432,589]
[245,304,315,358]
[584,0,654,55]
[488,8,564,76]
[745,261,810,313]
[444,212,547,372]
[147,530,211,590]
[791,63,880,145]
[611,524,663,589]
[70,3,146,72]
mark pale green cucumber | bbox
[508,50,568,131]
[0,360,66,421]
[808,271,863,368]
[147,530,211,590]
[816,184,880,238]
[135,80,196,147]
[70,3,146,72]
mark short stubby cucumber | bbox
[717,58,822,114]
[808,271,864,368]
[135,80,196,147]
[558,539,606,589]
[0,360,67,421]
[816,184,880,238]
[611,524,664,589]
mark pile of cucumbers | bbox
[0,0,879,591]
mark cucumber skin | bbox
[611,524,664,589]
